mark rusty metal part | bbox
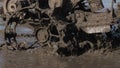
[36,28,49,43]
[75,11,112,33]
[3,0,118,53]
[3,0,18,14]
[70,0,79,7]
[48,0,63,10]
[89,0,103,12]
[116,3,120,18]
[81,25,111,34]
[4,6,52,47]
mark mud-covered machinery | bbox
[2,0,119,48]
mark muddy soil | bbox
[0,46,119,68]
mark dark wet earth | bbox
[0,47,120,68]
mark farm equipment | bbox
[2,0,119,49]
